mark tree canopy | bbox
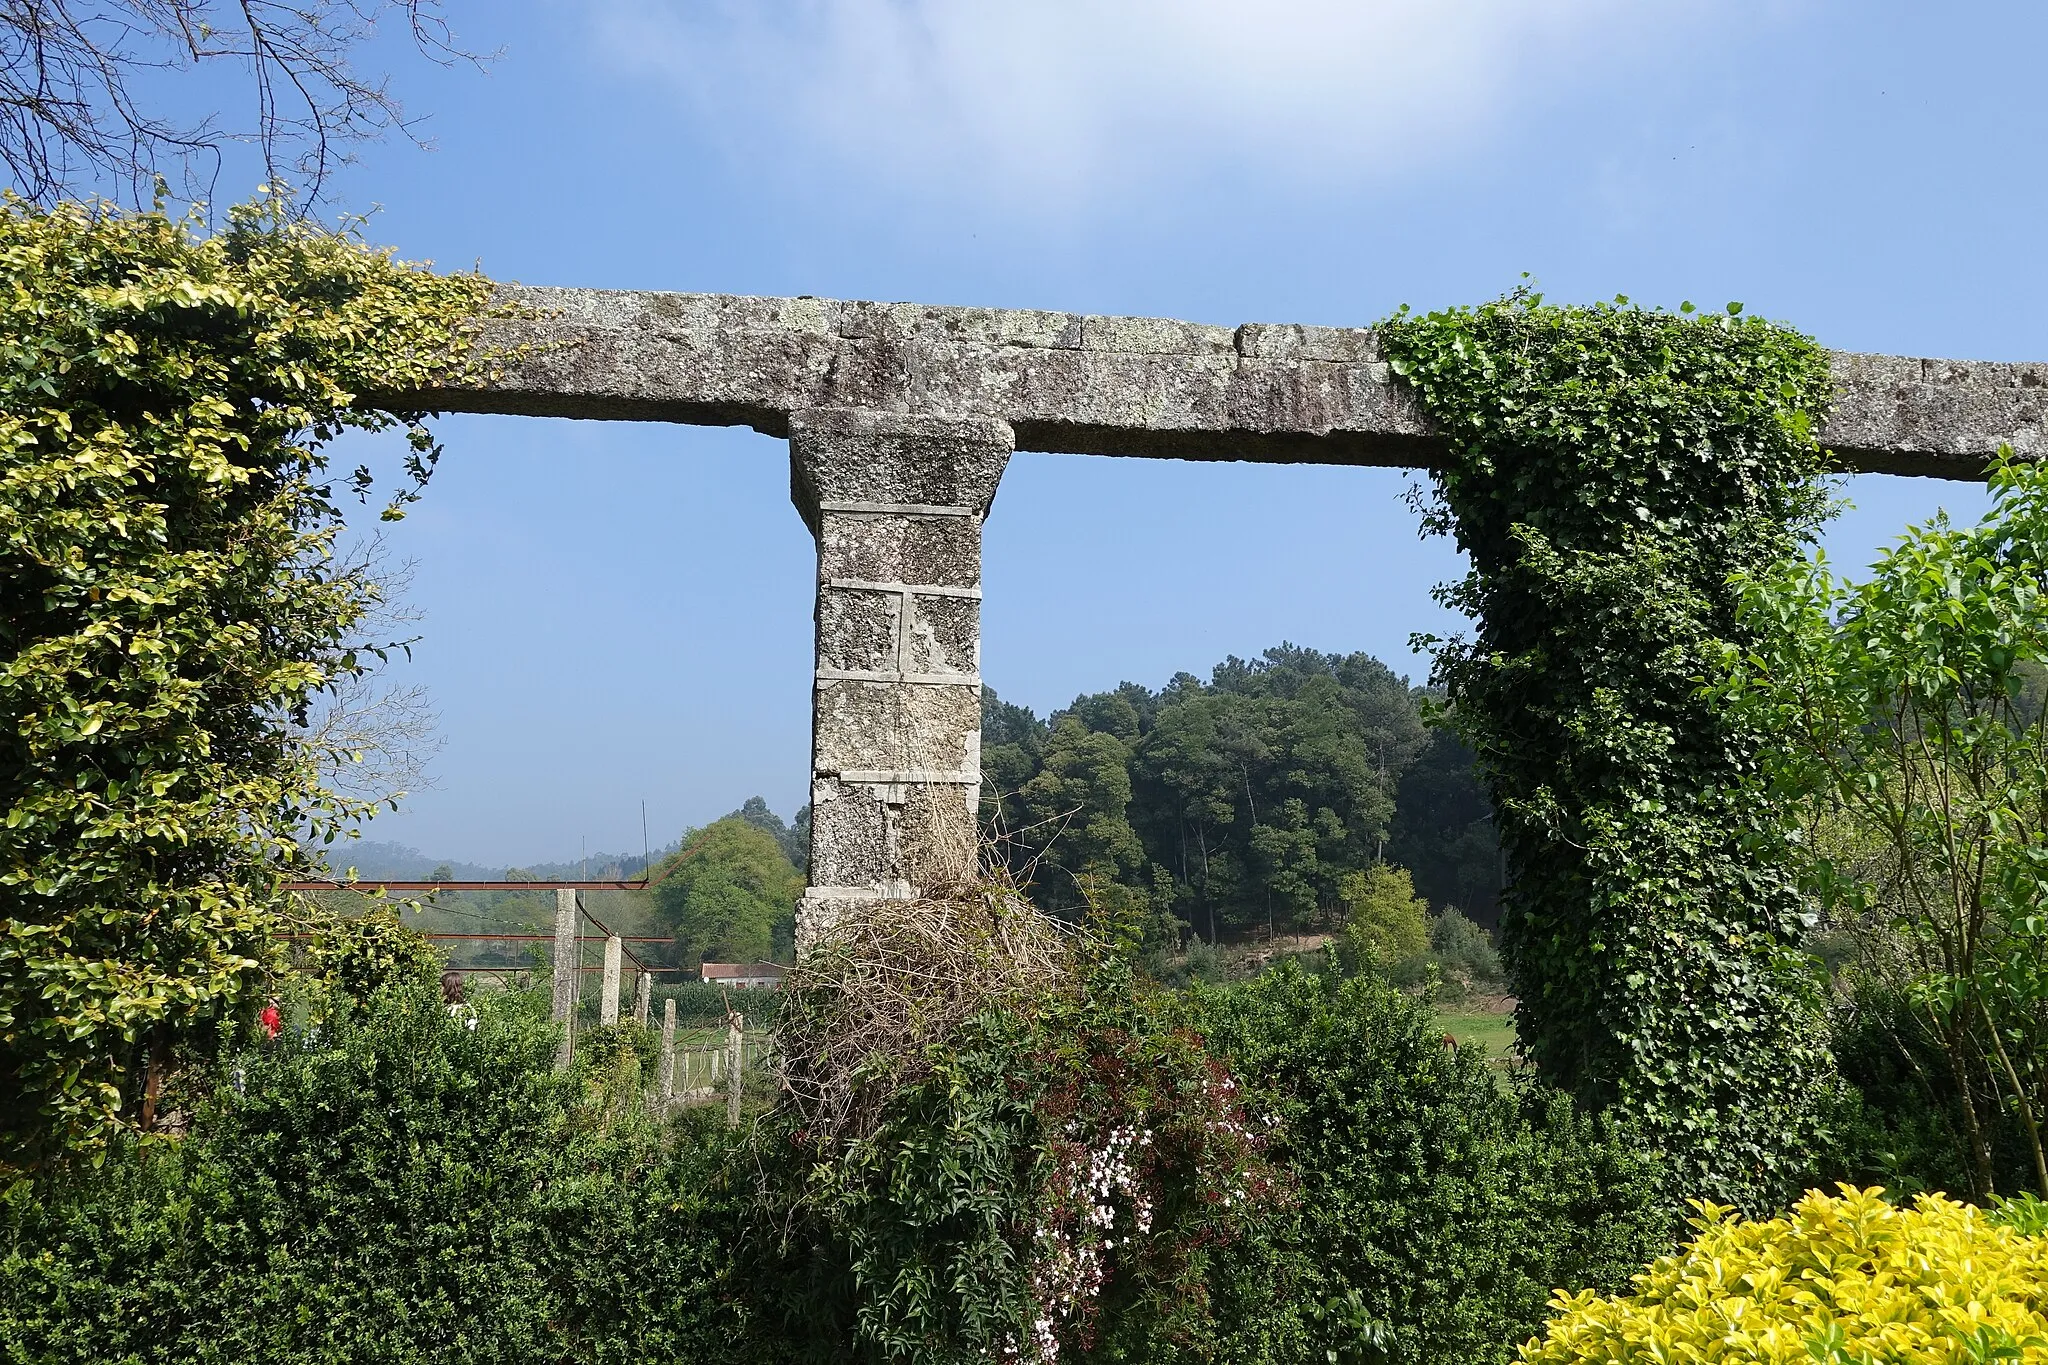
[982,643,1498,944]
[650,816,804,967]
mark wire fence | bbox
[665,1029,774,1105]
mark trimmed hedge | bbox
[1167,966,1673,1365]
[2,962,1673,1365]
[0,980,750,1365]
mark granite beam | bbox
[389,285,2048,482]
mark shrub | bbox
[1520,1185,2048,1364]
[1724,451,2048,1202]
[1431,906,1504,995]
[1339,863,1430,967]
[751,891,1278,1365]
[1165,965,1672,1365]
[0,973,751,1365]
[1818,982,2022,1201]
[0,195,492,1173]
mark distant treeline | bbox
[323,645,1503,959]
[982,643,1501,942]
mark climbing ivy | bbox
[0,193,493,1176]
[1380,289,1835,1207]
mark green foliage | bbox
[984,646,1435,941]
[4,928,1653,1365]
[1521,1186,2048,1364]
[755,954,1278,1365]
[730,794,810,872]
[1388,728,1503,927]
[0,974,751,1364]
[294,902,445,1001]
[1430,905,1505,994]
[658,978,781,1025]
[1723,452,2048,1200]
[1381,289,1836,1207]
[652,816,804,967]
[1339,862,1430,968]
[1163,966,1671,1365]
[0,194,492,1174]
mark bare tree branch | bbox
[0,0,489,210]
[296,536,442,810]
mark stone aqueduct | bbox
[392,286,2048,937]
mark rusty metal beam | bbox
[286,880,647,891]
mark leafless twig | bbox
[775,874,1078,1148]
[0,0,491,210]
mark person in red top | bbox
[259,998,282,1040]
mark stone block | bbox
[790,408,1014,532]
[905,594,979,675]
[813,679,981,776]
[807,778,891,888]
[818,513,983,588]
[1234,322,1382,364]
[817,587,901,673]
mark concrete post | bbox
[600,935,623,1026]
[551,888,578,1070]
[726,1013,745,1128]
[789,408,1014,950]
[634,970,651,1027]
[660,998,677,1109]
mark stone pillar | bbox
[551,888,578,1070]
[634,970,651,1027]
[599,935,623,1026]
[789,408,1013,950]
[660,998,678,1109]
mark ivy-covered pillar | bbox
[1381,296,1835,1207]
[788,408,1013,950]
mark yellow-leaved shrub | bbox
[1520,1185,2048,1364]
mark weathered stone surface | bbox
[790,408,1013,530]
[389,285,2045,480]
[816,589,900,673]
[807,779,890,888]
[792,411,1012,948]
[906,595,979,675]
[812,679,982,775]
[818,516,982,589]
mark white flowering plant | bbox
[755,951,1282,1365]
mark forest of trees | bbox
[326,646,1501,969]
[981,643,1501,945]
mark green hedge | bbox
[655,979,782,1025]
[0,980,750,1365]
[2,962,1670,1365]
[1167,966,1673,1365]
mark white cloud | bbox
[595,1,1718,202]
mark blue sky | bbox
[292,1,2044,868]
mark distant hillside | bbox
[316,839,677,883]
[318,841,500,881]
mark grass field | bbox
[1434,1007,1520,1070]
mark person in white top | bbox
[441,970,478,1031]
